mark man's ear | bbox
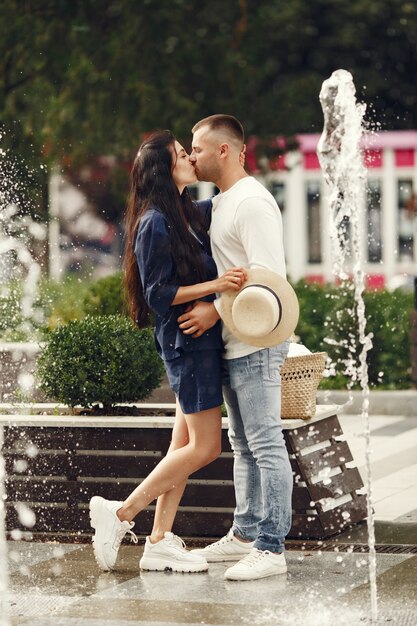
[219,143,229,159]
[239,144,246,167]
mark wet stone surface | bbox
[6,541,417,625]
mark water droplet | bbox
[15,503,36,528]
[25,444,38,458]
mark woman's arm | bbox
[135,212,179,317]
[172,267,247,306]
[135,211,247,313]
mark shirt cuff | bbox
[149,285,178,317]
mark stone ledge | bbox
[0,403,339,429]
[317,389,417,416]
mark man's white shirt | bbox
[209,176,287,359]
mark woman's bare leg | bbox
[117,405,222,524]
[150,399,189,542]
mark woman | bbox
[89,130,246,573]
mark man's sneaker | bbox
[89,496,137,571]
[191,529,254,563]
[224,548,287,580]
[139,532,208,573]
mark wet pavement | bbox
[4,413,417,626]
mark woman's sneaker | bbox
[191,529,254,562]
[224,548,287,580]
[140,532,208,573]
[89,496,137,571]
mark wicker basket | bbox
[281,352,327,419]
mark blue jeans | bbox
[222,343,292,553]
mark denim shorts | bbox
[164,349,223,414]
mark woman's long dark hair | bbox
[123,130,210,327]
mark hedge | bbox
[2,273,414,390]
[37,315,164,408]
[293,280,413,389]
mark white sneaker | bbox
[224,548,287,580]
[190,529,255,563]
[139,532,208,573]
[89,496,137,571]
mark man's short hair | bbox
[192,114,244,145]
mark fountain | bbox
[0,134,46,404]
[0,133,46,626]
[317,69,377,624]
[0,72,399,626]
[0,204,43,336]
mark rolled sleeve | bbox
[135,211,179,317]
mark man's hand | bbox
[178,301,220,338]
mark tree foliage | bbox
[1,0,417,186]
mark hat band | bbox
[239,284,283,329]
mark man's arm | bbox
[177,301,220,338]
[236,197,286,274]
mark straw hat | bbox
[220,268,299,348]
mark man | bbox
[178,114,293,581]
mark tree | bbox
[1,0,417,218]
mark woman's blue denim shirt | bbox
[134,200,223,361]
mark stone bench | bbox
[1,404,367,540]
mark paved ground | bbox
[3,413,417,626]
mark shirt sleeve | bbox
[134,212,179,317]
[234,197,287,277]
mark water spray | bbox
[317,69,377,624]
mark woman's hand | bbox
[213,267,247,293]
[172,268,247,306]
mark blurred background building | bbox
[49,130,417,289]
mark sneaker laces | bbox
[114,525,138,550]
[126,528,139,544]
[165,533,187,553]
[239,549,269,567]
[205,531,233,550]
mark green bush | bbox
[82,272,125,317]
[39,276,90,332]
[6,271,414,392]
[0,273,126,341]
[37,314,164,408]
[45,273,126,330]
[293,280,413,389]
[362,288,412,389]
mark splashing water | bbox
[1,132,46,402]
[1,132,46,626]
[0,205,43,325]
[0,135,45,342]
[317,69,377,624]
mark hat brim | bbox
[219,268,299,348]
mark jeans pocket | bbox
[229,351,262,390]
[267,343,290,382]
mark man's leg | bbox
[227,343,292,553]
[223,343,292,580]
[223,360,263,542]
